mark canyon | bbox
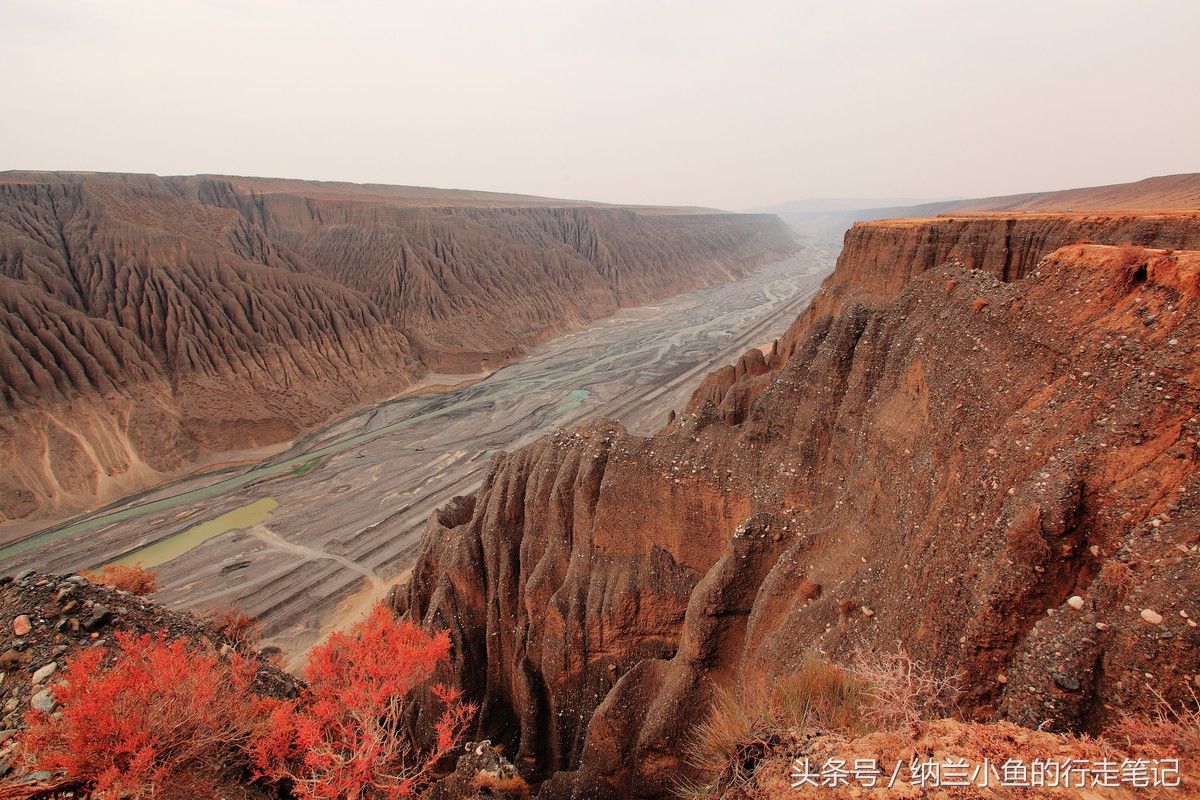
[2,171,1199,797]
[401,188,1200,797]
[7,2,1200,795]
[0,171,795,527]
[0,233,830,663]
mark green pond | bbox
[113,497,278,569]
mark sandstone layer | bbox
[403,216,1200,798]
[0,172,796,524]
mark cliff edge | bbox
[403,214,1200,797]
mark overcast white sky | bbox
[2,0,1197,209]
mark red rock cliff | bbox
[690,211,1200,419]
[403,217,1200,798]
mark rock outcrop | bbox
[404,217,1200,797]
[0,172,795,523]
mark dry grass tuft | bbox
[1115,242,1146,269]
[80,563,159,595]
[469,771,531,797]
[678,658,866,799]
[1096,559,1138,601]
[850,648,961,730]
[774,658,868,734]
[203,607,263,650]
[677,651,969,798]
[1109,686,1200,759]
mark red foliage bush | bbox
[20,633,263,798]
[80,563,159,595]
[10,603,468,799]
[251,604,475,799]
[1115,241,1145,268]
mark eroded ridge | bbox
[403,221,1200,797]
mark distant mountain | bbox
[0,171,797,526]
[933,172,1200,213]
[752,197,946,215]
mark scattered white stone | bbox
[30,690,55,714]
[1140,608,1164,625]
[31,663,56,685]
[1067,596,1085,610]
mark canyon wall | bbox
[403,216,1200,798]
[690,211,1200,417]
[798,211,1200,332]
[0,172,796,524]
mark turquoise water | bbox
[553,389,591,417]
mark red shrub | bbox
[19,633,263,798]
[80,563,159,595]
[10,602,468,799]
[1115,242,1145,268]
[252,604,474,799]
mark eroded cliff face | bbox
[170,176,796,369]
[801,212,1200,330]
[404,221,1200,798]
[689,211,1200,418]
[0,173,795,523]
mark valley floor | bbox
[0,243,835,664]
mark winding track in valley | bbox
[0,239,836,663]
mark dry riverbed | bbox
[0,243,835,664]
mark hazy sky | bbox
[3,1,1197,209]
